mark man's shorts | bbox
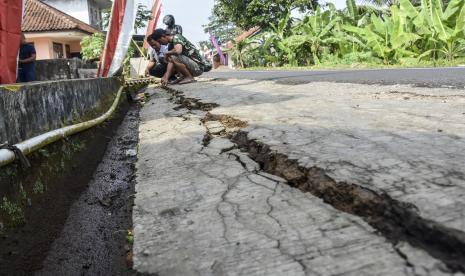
[172,55,203,77]
[149,63,168,78]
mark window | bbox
[53,42,64,59]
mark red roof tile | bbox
[226,26,261,49]
[235,26,261,43]
[22,0,100,34]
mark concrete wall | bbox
[130,58,149,78]
[29,38,52,60]
[26,37,82,60]
[0,78,121,144]
[70,41,81,53]
[34,59,97,81]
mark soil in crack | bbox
[203,113,248,129]
[165,87,219,111]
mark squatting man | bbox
[146,15,211,86]
[145,15,182,82]
[151,28,211,86]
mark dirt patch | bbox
[203,113,248,129]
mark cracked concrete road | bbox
[158,79,465,233]
[133,79,465,275]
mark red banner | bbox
[154,4,163,32]
[99,0,125,77]
[98,0,137,77]
[143,0,162,49]
[0,0,23,84]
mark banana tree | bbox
[343,5,420,64]
[345,0,383,27]
[256,12,293,66]
[290,5,342,64]
[433,0,465,61]
[230,39,248,68]
[401,0,465,61]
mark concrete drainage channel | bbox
[165,86,465,274]
[0,95,141,275]
[36,104,140,275]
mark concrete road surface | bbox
[133,68,465,276]
[205,67,465,88]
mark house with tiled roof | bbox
[226,26,261,50]
[41,0,111,31]
[220,26,261,69]
[22,0,110,60]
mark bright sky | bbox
[326,0,352,9]
[137,0,353,44]
[138,0,215,44]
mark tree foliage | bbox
[212,0,319,30]
[203,13,238,46]
[81,4,150,63]
[225,0,465,68]
[102,4,151,32]
[80,33,105,61]
[134,4,151,32]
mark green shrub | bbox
[81,33,105,62]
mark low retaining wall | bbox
[35,59,97,81]
[0,78,121,144]
[130,58,149,78]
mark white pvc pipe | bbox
[0,86,124,167]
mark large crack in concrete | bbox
[231,131,465,273]
[165,86,219,111]
[162,85,465,274]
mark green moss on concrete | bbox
[19,184,27,201]
[0,85,22,92]
[0,197,25,227]
[0,95,129,232]
[0,138,90,230]
[32,179,45,195]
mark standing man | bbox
[17,33,36,83]
[152,29,210,86]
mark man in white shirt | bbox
[145,35,172,79]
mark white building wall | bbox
[43,0,110,30]
[87,0,104,30]
[43,0,90,24]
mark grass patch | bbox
[239,58,465,71]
